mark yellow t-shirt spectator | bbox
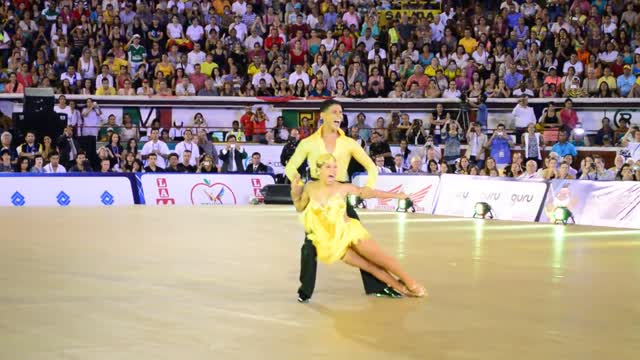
[96,86,117,96]
[424,65,440,77]
[598,76,617,90]
[200,61,219,77]
[247,63,260,77]
[103,58,129,74]
[459,37,478,54]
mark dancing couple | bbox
[285,100,425,301]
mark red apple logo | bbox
[190,179,237,205]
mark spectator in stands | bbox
[441,119,463,166]
[556,162,575,180]
[175,129,200,167]
[486,123,513,169]
[580,155,615,181]
[522,123,543,168]
[81,99,103,137]
[465,123,487,169]
[43,152,66,173]
[369,131,392,167]
[165,153,182,173]
[220,134,247,173]
[595,117,615,146]
[226,120,247,142]
[56,126,80,167]
[391,154,406,174]
[245,152,268,173]
[31,155,45,173]
[17,132,43,161]
[180,150,197,173]
[143,153,164,173]
[511,96,536,144]
[519,160,541,179]
[0,149,13,172]
[141,129,170,169]
[374,155,391,174]
[98,158,112,173]
[622,129,640,161]
[69,151,92,172]
[407,156,425,174]
[617,164,636,181]
[551,131,578,158]
[197,154,218,174]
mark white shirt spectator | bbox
[512,104,537,128]
[187,50,206,65]
[357,36,375,52]
[174,140,200,166]
[378,166,392,174]
[141,140,170,168]
[167,0,185,13]
[169,127,185,139]
[598,50,618,63]
[519,171,542,179]
[288,71,310,86]
[44,163,67,173]
[167,23,183,39]
[230,21,248,40]
[231,0,247,16]
[186,24,205,42]
[175,82,196,96]
[512,88,535,97]
[442,89,461,98]
[60,71,82,87]
[430,20,445,42]
[602,21,617,35]
[368,48,387,61]
[252,71,274,87]
[244,34,263,49]
[563,60,584,76]
[626,142,640,161]
[95,73,114,89]
[205,23,220,35]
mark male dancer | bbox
[285,99,402,302]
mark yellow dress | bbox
[301,195,370,264]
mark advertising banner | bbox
[434,174,548,221]
[352,174,440,213]
[140,173,275,206]
[540,180,640,229]
[0,175,135,207]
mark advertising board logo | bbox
[409,185,432,205]
[56,191,71,206]
[190,178,237,205]
[100,191,115,206]
[11,191,25,206]
[155,177,176,205]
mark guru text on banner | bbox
[0,175,135,207]
[352,174,440,213]
[434,174,548,221]
[540,180,640,229]
[140,174,275,206]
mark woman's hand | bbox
[291,174,304,199]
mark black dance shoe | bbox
[368,287,403,298]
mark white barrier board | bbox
[434,174,548,221]
[0,176,135,207]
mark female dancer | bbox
[291,154,426,297]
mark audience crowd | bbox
[2,0,640,99]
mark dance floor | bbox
[1,206,640,359]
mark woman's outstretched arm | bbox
[342,183,407,200]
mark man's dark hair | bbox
[320,99,342,113]
[148,153,157,158]
[168,152,178,160]
[49,151,59,157]
[77,150,87,157]
[227,134,237,141]
[497,123,505,129]
[183,149,192,154]
[34,154,43,160]
[252,152,261,157]
[232,120,239,125]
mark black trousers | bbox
[298,201,388,299]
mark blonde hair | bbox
[316,153,336,168]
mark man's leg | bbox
[297,236,317,302]
[345,201,394,295]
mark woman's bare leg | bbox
[353,238,425,296]
[342,249,409,296]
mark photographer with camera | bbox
[485,123,514,169]
[579,154,614,181]
[219,134,247,173]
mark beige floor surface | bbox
[1,206,639,360]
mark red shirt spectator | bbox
[240,109,254,138]
[264,31,283,50]
[560,100,578,130]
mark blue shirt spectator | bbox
[616,67,636,97]
[551,132,578,157]
[504,69,523,90]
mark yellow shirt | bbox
[459,37,478,54]
[200,61,219,76]
[103,58,128,74]
[95,86,116,95]
[247,63,260,77]
[598,76,617,89]
[285,125,378,188]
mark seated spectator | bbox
[391,154,406,174]
[407,156,426,174]
[98,158,112,173]
[245,152,268,173]
[197,154,218,173]
[180,150,197,173]
[519,160,542,179]
[17,132,43,161]
[556,162,575,180]
[69,151,93,172]
[551,131,578,158]
[0,149,14,172]
[143,153,164,173]
[165,153,182,173]
[43,152,66,173]
[595,117,615,146]
[580,155,615,181]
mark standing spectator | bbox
[511,96,537,144]
[219,135,247,173]
[465,122,488,169]
[595,117,615,146]
[80,98,103,137]
[522,123,544,167]
[486,123,514,169]
[56,126,81,167]
[239,107,254,141]
[368,132,392,167]
[441,120,464,166]
[559,98,578,132]
[141,129,170,168]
